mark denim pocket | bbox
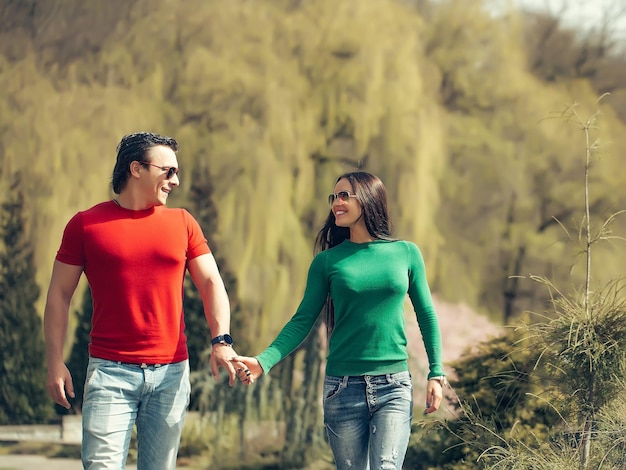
[323,379,344,401]
[84,357,102,390]
[389,372,413,390]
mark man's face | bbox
[139,145,180,206]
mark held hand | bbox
[209,344,240,386]
[45,361,75,409]
[423,379,444,415]
[230,356,263,386]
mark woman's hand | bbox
[230,356,264,385]
[423,378,444,414]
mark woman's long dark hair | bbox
[314,171,394,335]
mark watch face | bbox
[212,334,233,345]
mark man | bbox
[44,132,243,469]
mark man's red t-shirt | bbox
[56,200,211,364]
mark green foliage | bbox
[408,297,626,468]
[448,327,557,439]
[526,280,626,417]
[0,174,53,424]
[183,276,212,376]
[593,394,626,468]
[406,326,559,468]
[419,0,626,322]
[275,318,326,467]
[414,98,626,468]
[183,166,246,412]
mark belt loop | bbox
[341,376,349,387]
[140,363,148,369]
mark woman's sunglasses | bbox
[328,190,358,206]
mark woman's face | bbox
[330,178,363,228]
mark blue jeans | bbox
[323,372,413,470]
[81,357,190,469]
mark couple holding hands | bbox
[44,131,445,470]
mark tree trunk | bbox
[281,318,326,467]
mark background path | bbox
[0,454,137,469]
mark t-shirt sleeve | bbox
[406,241,445,378]
[184,210,211,260]
[55,212,86,266]
[256,252,329,373]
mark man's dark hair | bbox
[111,132,178,194]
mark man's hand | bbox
[45,361,75,409]
[210,344,244,386]
[43,260,82,409]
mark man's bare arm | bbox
[187,253,239,386]
[43,260,83,408]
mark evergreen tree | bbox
[184,168,243,410]
[183,169,234,374]
[0,174,53,424]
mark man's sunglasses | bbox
[141,161,179,179]
[328,190,358,206]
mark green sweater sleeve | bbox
[406,242,445,378]
[256,253,328,373]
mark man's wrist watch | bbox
[429,375,448,387]
[211,334,233,347]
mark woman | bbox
[234,171,446,469]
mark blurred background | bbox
[1,0,625,468]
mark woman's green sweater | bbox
[256,239,444,378]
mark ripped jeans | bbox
[323,372,413,470]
